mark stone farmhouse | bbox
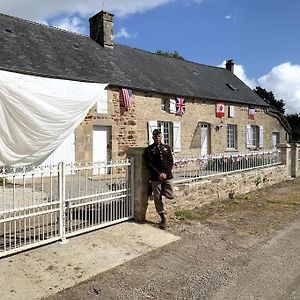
[0,10,289,165]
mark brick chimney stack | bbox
[89,11,114,48]
[225,59,235,73]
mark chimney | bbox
[225,59,235,73]
[89,11,114,48]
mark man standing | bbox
[144,129,174,229]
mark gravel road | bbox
[46,179,300,300]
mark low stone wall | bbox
[146,165,289,221]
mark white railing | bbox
[173,150,282,184]
[0,159,134,257]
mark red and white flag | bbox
[176,96,186,116]
[216,101,225,118]
[248,105,256,120]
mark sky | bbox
[0,0,299,114]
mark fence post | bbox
[291,143,300,178]
[58,162,67,243]
[277,143,291,177]
[127,147,150,222]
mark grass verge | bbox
[175,178,300,235]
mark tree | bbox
[286,114,300,142]
[254,86,300,141]
[155,50,185,61]
[254,86,285,115]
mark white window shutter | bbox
[97,89,108,114]
[228,105,235,118]
[173,122,181,152]
[259,126,264,148]
[169,99,176,114]
[246,125,251,148]
[159,123,165,144]
[148,121,157,145]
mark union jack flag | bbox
[176,97,186,116]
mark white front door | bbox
[93,126,111,174]
[200,124,210,156]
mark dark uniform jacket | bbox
[144,143,174,181]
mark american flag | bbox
[176,97,186,115]
[120,88,133,109]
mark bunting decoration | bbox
[120,88,133,109]
[215,101,225,118]
[248,105,256,120]
[173,150,278,169]
[175,96,186,116]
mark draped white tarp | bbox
[0,69,108,166]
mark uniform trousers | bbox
[151,179,174,214]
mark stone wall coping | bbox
[276,143,291,149]
[127,147,146,156]
[291,143,300,148]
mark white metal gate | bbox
[0,159,134,257]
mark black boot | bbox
[158,213,166,230]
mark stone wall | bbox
[76,87,288,163]
[75,88,138,162]
[146,165,288,221]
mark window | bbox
[228,105,235,118]
[246,125,264,149]
[148,121,181,152]
[227,124,237,149]
[272,132,280,148]
[226,83,239,91]
[250,125,257,147]
[158,121,173,146]
[161,99,167,111]
[161,98,176,114]
[96,89,108,114]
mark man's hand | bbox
[159,173,167,181]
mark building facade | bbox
[0,10,289,166]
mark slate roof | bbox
[0,12,268,107]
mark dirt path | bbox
[46,178,300,300]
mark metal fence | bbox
[173,150,282,184]
[0,159,134,257]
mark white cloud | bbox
[0,0,173,21]
[258,62,300,114]
[218,61,300,114]
[114,27,131,39]
[225,15,231,20]
[233,64,257,89]
[52,16,85,33]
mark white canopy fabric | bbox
[0,69,108,166]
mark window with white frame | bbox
[272,132,280,148]
[96,89,108,114]
[161,98,176,114]
[250,125,257,147]
[158,121,173,146]
[246,125,264,149]
[148,121,181,152]
[227,124,237,149]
